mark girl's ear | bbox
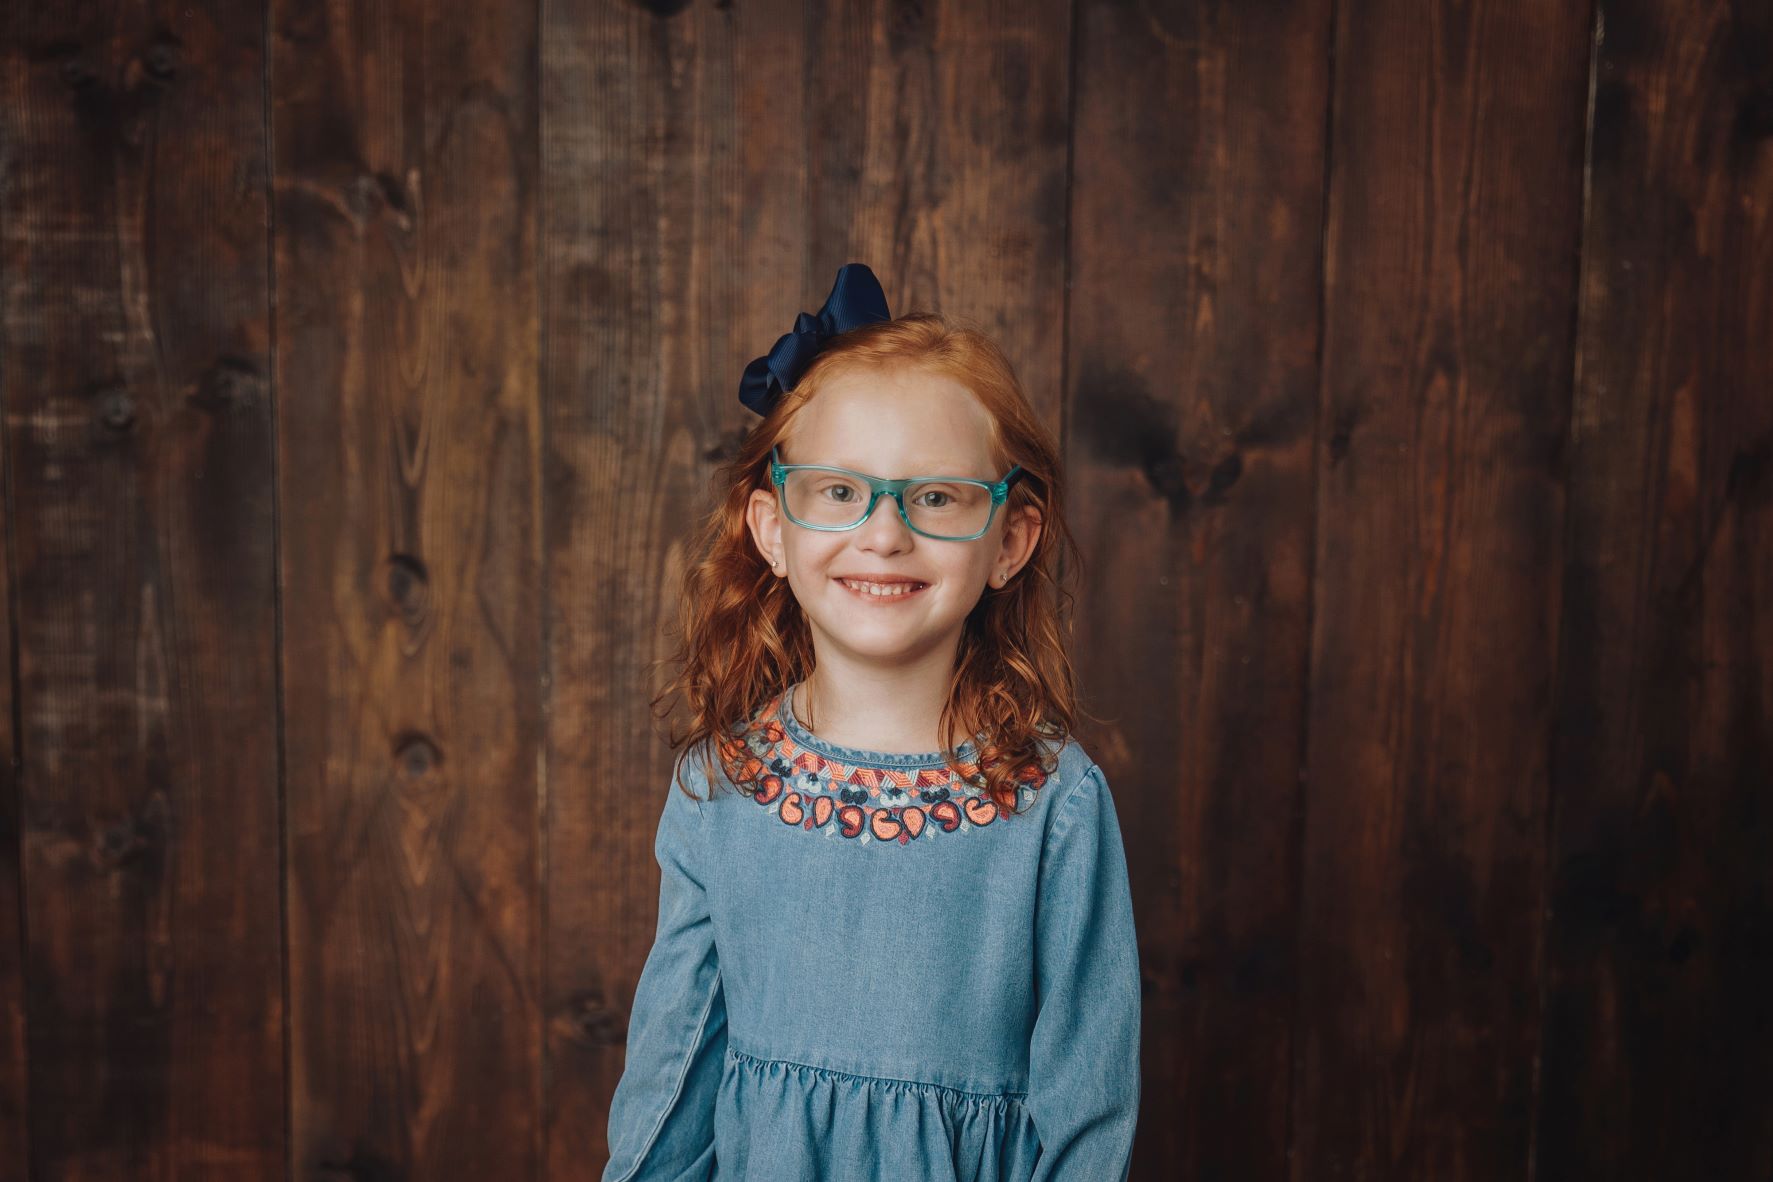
[998,504,1043,577]
[746,487,785,572]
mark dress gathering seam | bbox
[725,1044,1027,1107]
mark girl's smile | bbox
[834,574,931,601]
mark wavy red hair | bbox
[650,312,1086,816]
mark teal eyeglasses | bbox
[769,445,1025,541]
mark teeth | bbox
[841,578,923,597]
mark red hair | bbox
[650,312,1085,815]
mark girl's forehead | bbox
[784,374,998,471]
[780,421,996,473]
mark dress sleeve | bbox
[1026,762,1142,1182]
[601,759,728,1182]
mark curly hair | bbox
[649,311,1086,816]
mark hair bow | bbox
[738,262,892,416]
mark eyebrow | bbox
[779,445,980,471]
[801,458,986,477]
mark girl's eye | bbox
[912,484,970,510]
[821,484,856,503]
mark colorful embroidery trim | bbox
[717,697,1050,846]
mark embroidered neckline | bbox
[716,684,1051,846]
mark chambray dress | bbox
[601,681,1141,1182]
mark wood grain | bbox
[0,1,284,1178]
[0,423,19,1178]
[1066,1,1334,1177]
[271,0,542,1177]
[1293,1,1594,1177]
[538,0,756,1171]
[1538,0,1773,1175]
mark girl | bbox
[602,264,1141,1182]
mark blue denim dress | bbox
[602,681,1141,1182]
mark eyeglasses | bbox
[768,445,1025,541]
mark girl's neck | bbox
[792,663,954,755]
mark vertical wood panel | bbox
[271,0,543,1176]
[0,395,24,1177]
[1294,1,1593,1176]
[1067,1,1333,1177]
[1539,0,1773,1175]
[806,1,1072,402]
[0,2,283,1178]
[539,0,765,1170]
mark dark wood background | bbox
[1,0,1767,1178]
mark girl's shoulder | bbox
[666,735,726,802]
[1029,729,1093,782]
[1036,734,1110,813]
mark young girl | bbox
[602,264,1141,1182]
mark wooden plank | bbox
[0,402,23,1176]
[1537,0,1773,1174]
[270,0,543,1176]
[1292,1,1593,1176]
[538,1,751,1169]
[1066,1,1333,1177]
[0,3,283,1178]
[803,3,1072,398]
[539,1,1073,1175]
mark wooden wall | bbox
[0,0,1767,1178]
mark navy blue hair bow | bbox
[738,263,892,416]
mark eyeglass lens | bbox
[782,470,992,538]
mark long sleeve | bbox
[602,766,728,1182]
[1025,762,1142,1182]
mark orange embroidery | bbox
[723,693,1048,845]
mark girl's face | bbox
[745,365,1042,673]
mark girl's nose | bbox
[855,493,914,548]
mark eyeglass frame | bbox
[767,445,1026,542]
